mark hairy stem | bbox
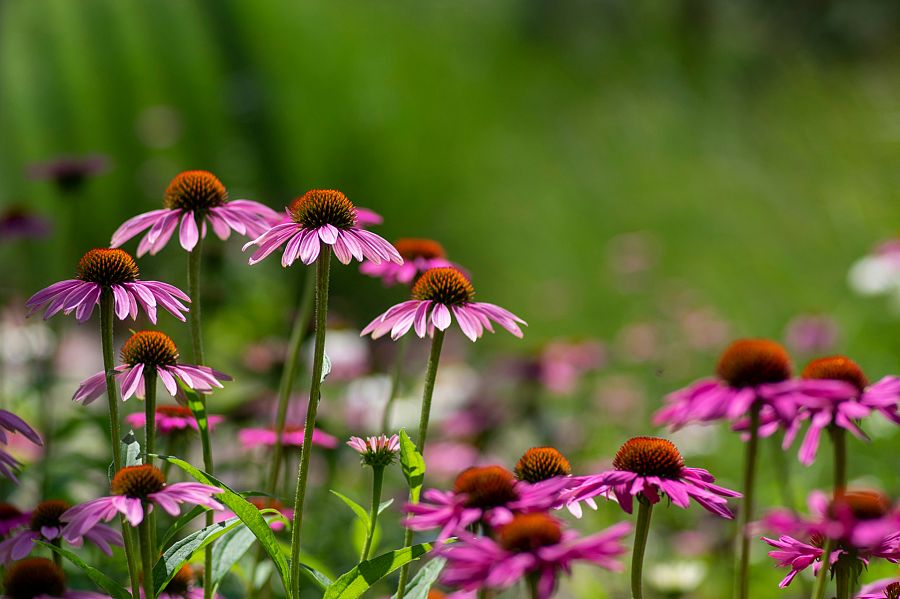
[138,513,155,599]
[631,500,653,599]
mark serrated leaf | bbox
[38,541,132,599]
[399,430,425,502]
[211,525,256,585]
[322,543,432,599]
[330,490,370,529]
[392,557,446,599]
[154,516,243,593]
[377,498,394,515]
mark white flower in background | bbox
[848,239,900,302]
[647,560,707,595]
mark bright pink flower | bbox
[214,498,293,532]
[785,314,839,355]
[347,434,400,468]
[61,465,223,534]
[360,238,454,286]
[110,170,278,256]
[243,189,402,267]
[72,330,231,405]
[440,513,629,599]
[0,410,42,483]
[857,578,900,598]
[362,267,526,342]
[26,249,190,324]
[565,437,740,519]
[238,426,338,450]
[761,535,841,588]
[125,406,224,435]
[354,207,383,228]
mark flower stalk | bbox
[630,500,653,599]
[138,511,156,599]
[810,537,834,599]
[360,465,385,562]
[735,403,761,599]
[830,425,847,492]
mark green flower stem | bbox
[144,371,157,464]
[51,539,62,567]
[810,538,834,599]
[380,333,409,431]
[631,500,653,599]
[138,512,156,599]
[735,403,761,599]
[360,465,385,562]
[395,328,446,599]
[289,247,332,599]
[100,290,140,599]
[830,425,847,493]
[527,576,539,599]
[836,566,851,599]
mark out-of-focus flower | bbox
[125,406,224,435]
[26,249,190,323]
[0,505,30,538]
[238,426,338,450]
[111,170,278,256]
[762,535,839,588]
[849,240,900,301]
[215,498,293,532]
[538,339,605,395]
[785,314,840,355]
[313,328,369,381]
[243,189,402,266]
[616,322,660,363]
[0,206,51,241]
[348,434,400,468]
[857,578,900,598]
[422,442,480,481]
[646,560,707,595]
[0,411,42,483]
[360,238,454,286]
[26,154,109,192]
[678,307,731,352]
[72,331,231,404]
[362,267,526,342]
[3,557,111,599]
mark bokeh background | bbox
[2,1,900,597]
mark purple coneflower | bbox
[61,464,223,534]
[0,505,30,537]
[72,330,231,404]
[238,425,338,450]
[858,579,900,599]
[362,267,526,342]
[360,238,454,286]
[348,434,400,468]
[3,557,110,599]
[125,405,224,435]
[440,513,630,599]
[0,500,121,563]
[26,249,190,323]
[243,189,402,266]
[26,154,109,193]
[0,206,51,242]
[0,410,42,483]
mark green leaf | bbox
[122,430,142,466]
[323,543,432,599]
[180,382,211,439]
[154,516,243,593]
[392,557,446,599]
[330,490,370,529]
[37,541,132,599]
[159,455,292,597]
[399,430,425,502]
[159,504,207,549]
[211,525,256,585]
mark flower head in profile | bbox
[566,437,740,518]
[238,425,338,450]
[360,238,454,286]
[362,267,526,342]
[0,410,42,483]
[61,464,223,534]
[0,500,122,564]
[72,331,231,404]
[243,189,402,266]
[111,170,279,256]
[440,512,630,599]
[27,154,109,193]
[3,557,110,599]
[348,434,400,468]
[125,406,224,435]
[26,249,190,323]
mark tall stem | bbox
[810,538,834,599]
[144,372,157,464]
[631,500,653,599]
[396,329,445,599]
[830,425,847,493]
[360,465,385,562]
[735,403,761,599]
[380,334,409,431]
[835,566,851,599]
[138,512,156,599]
[289,247,332,599]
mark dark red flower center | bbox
[3,558,67,599]
[111,465,166,498]
[157,406,194,418]
[120,330,179,367]
[29,500,69,532]
[884,582,900,599]
[394,238,446,261]
[163,564,194,596]
[411,267,474,305]
[715,339,792,388]
[829,490,891,521]
[76,248,139,286]
[453,466,518,509]
[802,356,868,393]
[163,170,228,211]
[613,437,684,478]
[514,447,572,483]
[0,502,23,521]
[288,189,356,230]
[496,513,563,552]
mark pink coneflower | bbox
[26,154,109,193]
[360,238,454,286]
[538,339,606,395]
[858,579,900,598]
[242,189,402,267]
[361,267,526,342]
[347,434,400,468]
[405,465,571,541]
[566,437,741,518]
[0,505,30,537]
[3,557,110,599]
[0,410,42,483]
[110,170,278,256]
[26,249,190,323]
[513,447,593,518]
[238,425,338,450]
[0,500,122,563]
[61,464,223,534]
[72,330,231,404]
[762,535,840,588]
[785,314,840,355]
[0,206,51,242]
[440,513,630,599]
[125,405,224,435]
[215,498,293,532]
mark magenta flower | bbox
[3,557,111,599]
[0,410,42,483]
[110,170,279,256]
[566,437,740,519]
[405,466,571,541]
[362,267,526,342]
[214,498,293,532]
[0,500,122,563]
[125,406,224,435]
[243,189,402,266]
[784,314,839,355]
[0,505,30,537]
[761,535,841,588]
[354,207,383,228]
[72,330,231,404]
[538,339,606,395]
[857,579,900,598]
[440,513,629,599]
[347,434,400,468]
[26,249,190,324]
[360,238,454,286]
[238,425,338,450]
[61,464,223,534]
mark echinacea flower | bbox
[361,267,526,342]
[0,505,30,537]
[360,238,454,286]
[242,189,402,267]
[440,512,630,599]
[0,500,122,563]
[26,249,190,323]
[238,425,338,450]
[0,410,42,483]
[347,434,400,468]
[72,330,231,404]
[513,447,592,518]
[3,557,110,599]
[26,154,109,193]
[110,170,279,255]
[215,498,293,532]
[784,314,839,356]
[761,534,840,588]
[61,464,223,533]
[858,579,900,599]
[125,405,224,435]
[566,437,741,518]
[405,465,571,541]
